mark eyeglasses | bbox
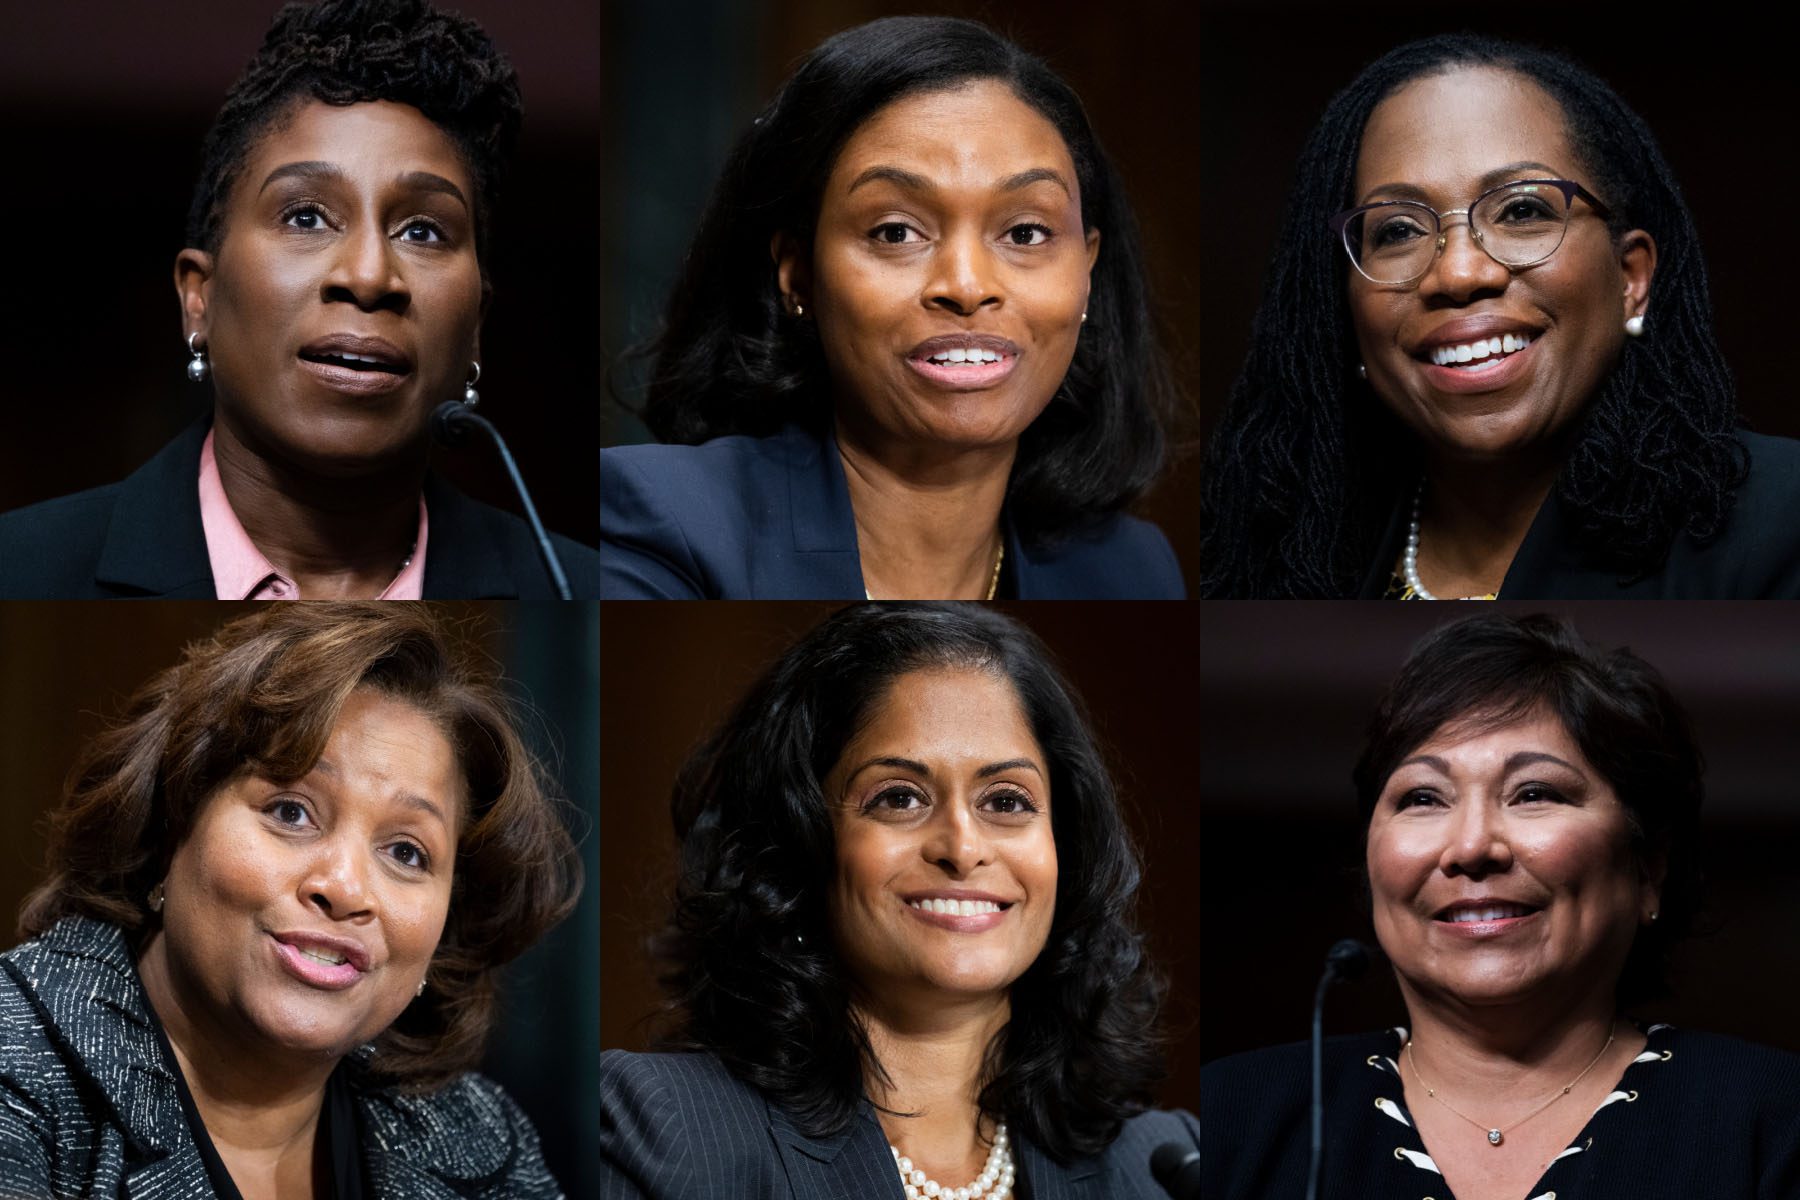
[1328,179,1613,286]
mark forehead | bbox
[826,79,1079,199]
[1354,66,1580,203]
[312,689,466,829]
[233,98,473,202]
[849,665,1041,761]
[1396,705,1593,775]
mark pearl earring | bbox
[1624,315,1646,337]
[794,300,806,317]
[1357,363,1368,380]
[1080,311,1087,324]
[416,976,427,997]
[147,882,165,913]
[1649,910,1660,923]
[186,334,209,383]
[463,362,481,408]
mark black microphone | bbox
[430,401,573,599]
[1307,938,1370,1200]
[1149,1140,1200,1199]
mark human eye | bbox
[1513,782,1568,804]
[869,222,925,245]
[1369,211,1430,247]
[864,784,928,813]
[1488,186,1560,225]
[279,202,332,231]
[384,839,433,872]
[1003,222,1053,247]
[397,218,446,244]
[263,795,316,828]
[980,787,1041,818]
[1391,787,1443,811]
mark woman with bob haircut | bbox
[1204,612,1800,1199]
[599,603,1197,1198]
[0,0,599,600]
[602,17,1183,600]
[0,604,582,1197]
[1201,35,1800,599]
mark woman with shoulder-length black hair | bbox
[601,17,1182,600]
[1201,34,1800,599]
[599,603,1196,1198]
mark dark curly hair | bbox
[1201,34,1747,597]
[653,603,1164,1161]
[185,0,522,266]
[636,17,1174,549]
[1352,612,1704,1006]
[19,603,582,1092]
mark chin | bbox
[247,995,381,1060]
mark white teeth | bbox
[300,948,348,965]
[927,348,1003,365]
[909,898,1004,916]
[1446,904,1534,923]
[1430,333,1533,367]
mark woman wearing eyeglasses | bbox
[1199,34,1800,599]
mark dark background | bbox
[599,601,1203,1110]
[0,602,601,1198]
[1200,602,1800,1065]
[602,0,1204,591]
[1196,1,1799,445]
[0,1,599,547]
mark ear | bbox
[1618,228,1656,325]
[174,248,215,341]
[1084,228,1101,317]
[1638,844,1668,925]
[771,230,811,315]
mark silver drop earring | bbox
[463,362,481,408]
[416,976,427,997]
[186,334,209,383]
[1358,363,1368,380]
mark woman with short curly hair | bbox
[599,603,1196,1198]
[0,603,582,1197]
[0,0,598,600]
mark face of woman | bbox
[149,688,460,1061]
[825,666,1058,1006]
[178,99,485,474]
[787,80,1100,454]
[1366,707,1658,1012]
[1348,67,1655,465]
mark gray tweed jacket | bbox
[0,916,562,1199]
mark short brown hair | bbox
[20,603,582,1091]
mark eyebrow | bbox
[1358,160,1564,206]
[845,164,1072,199]
[976,758,1043,779]
[845,754,1043,782]
[1392,750,1583,777]
[308,757,451,829]
[258,161,469,211]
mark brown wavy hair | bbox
[18,603,582,1092]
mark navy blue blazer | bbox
[599,1049,1199,1199]
[0,419,599,599]
[601,426,1185,599]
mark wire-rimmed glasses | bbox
[1328,179,1613,286]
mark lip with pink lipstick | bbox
[1431,897,1544,940]
[296,332,414,397]
[1411,317,1544,396]
[268,929,372,990]
[904,334,1020,391]
[901,889,1016,933]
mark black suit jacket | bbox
[0,420,599,599]
[600,1049,1200,1199]
[0,916,562,1199]
[1357,431,1800,598]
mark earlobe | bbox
[771,230,811,314]
[174,248,216,339]
[1085,227,1101,273]
[1619,229,1657,324]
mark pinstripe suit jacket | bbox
[0,916,562,1199]
[599,1050,1200,1199]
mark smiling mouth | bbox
[1436,902,1542,923]
[907,898,1012,916]
[1420,332,1536,372]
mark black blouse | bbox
[1202,1025,1800,1199]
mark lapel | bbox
[92,419,219,598]
[1014,1136,1116,1200]
[5,917,213,1196]
[766,1099,905,1199]
[352,1060,521,1197]
[420,473,524,598]
[779,425,865,598]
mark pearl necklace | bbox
[890,1121,1015,1200]
[1401,481,1496,601]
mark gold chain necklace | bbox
[1405,1024,1617,1147]
[864,538,1004,601]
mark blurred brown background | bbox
[0,1,599,546]
[0,601,601,1196]
[1201,601,1800,1063]
[602,0,1203,591]
[600,601,1203,1109]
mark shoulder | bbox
[1654,1026,1800,1095]
[423,478,600,599]
[1203,1031,1398,1125]
[357,1070,559,1197]
[1097,1106,1200,1177]
[0,484,120,597]
[601,1050,781,1197]
[600,1048,767,1127]
[1022,512,1185,599]
[1676,431,1800,597]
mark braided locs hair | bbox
[185,0,522,266]
[1200,34,1746,597]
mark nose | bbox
[925,228,1002,317]
[323,219,410,313]
[1438,798,1513,879]
[302,837,375,920]
[923,798,994,877]
[1416,212,1510,304]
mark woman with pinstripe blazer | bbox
[0,605,581,1198]
[600,604,1199,1199]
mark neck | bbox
[213,409,424,600]
[138,931,334,1197]
[857,989,1010,1185]
[835,417,1012,601]
[1416,452,1561,592]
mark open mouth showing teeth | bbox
[1438,903,1540,923]
[299,948,349,966]
[908,898,1010,916]
[300,351,405,374]
[1426,333,1535,370]
[924,348,1007,365]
